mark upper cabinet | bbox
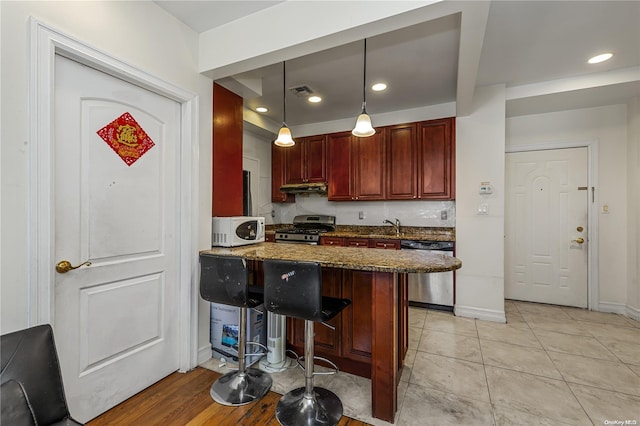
[327,131,385,201]
[327,132,353,200]
[212,84,243,215]
[385,118,455,200]
[386,123,418,200]
[418,118,455,200]
[352,132,386,200]
[271,144,294,203]
[286,135,327,184]
[275,116,455,203]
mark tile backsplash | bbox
[273,194,455,227]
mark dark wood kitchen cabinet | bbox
[280,116,455,202]
[386,118,455,200]
[327,131,353,200]
[345,238,370,248]
[320,236,345,246]
[286,135,327,184]
[271,144,294,203]
[352,132,386,200]
[386,123,418,200]
[418,118,455,199]
[341,270,373,364]
[327,131,385,201]
[370,239,401,250]
[212,83,243,215]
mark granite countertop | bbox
[201,242,461,273]
[266,225,455,242]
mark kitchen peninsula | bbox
[200,242,461,422]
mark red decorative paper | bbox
[96,112,155,166]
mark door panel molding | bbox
[506,139,599,310]
[28,18,199,371]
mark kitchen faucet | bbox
[383,218,401,236]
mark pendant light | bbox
[352,39,375,137]
[274,61,295,147]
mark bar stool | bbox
[263,260,351,426]
[200,254,272,406]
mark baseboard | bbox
[454,305,506,323]
[598,301,627,314]
[626,305,640,322]
[198,344,212,365]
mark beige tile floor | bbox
[202,301,640,425]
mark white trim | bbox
[28,18,200,372]
[198,345,213,365]
[454,305,506,323]
[626,305,640,322]
[598,301,627,315]
[505,140,600,311]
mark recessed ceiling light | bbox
[308,96,322,103]
[371,83,387,92]
[256,107,268,113]
[588,53,613,64]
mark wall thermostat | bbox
[479,182,493,194]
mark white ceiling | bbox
[155,1,640,127]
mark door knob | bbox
[571,237,584,244]
[56,260,91,273]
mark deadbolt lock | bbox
[576,226,584,232]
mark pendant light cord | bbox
[282,61,287,124]
[362,39,367,113]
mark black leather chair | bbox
[200,254,272,406]
[263,260,351,426]
[1,324,83,426]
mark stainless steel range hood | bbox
[279,182,327,194]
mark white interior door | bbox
[505,147,589,308]
[53,55,181,422]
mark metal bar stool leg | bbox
[275,320,343,426]
[210,306,272,406]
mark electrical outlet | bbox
[441,210,448,220]
[358,211,365,220]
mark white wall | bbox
[506,105,629,310]
[0,0,213,359]
[627,97,640,320]
[454,85,507,322]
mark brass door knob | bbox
[56,260,91,273]
[572,237,584,244]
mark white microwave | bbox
[211,216,265,247]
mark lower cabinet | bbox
[285,268,377,377]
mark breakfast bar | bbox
[200,242,461,422]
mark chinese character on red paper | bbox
[96,112,155,166]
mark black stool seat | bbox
[199,254,272,406]
[320,298,352,322]
[263,259,351,426]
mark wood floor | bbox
[88,367,371,426]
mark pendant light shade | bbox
[352,39,375,137]
[275,124,294,147]
[274,61,295,147]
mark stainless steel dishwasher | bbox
[401,240,455,312]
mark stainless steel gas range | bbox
[274,215,336,245]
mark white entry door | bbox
[53,55,181,422]
[505,147,589,308]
